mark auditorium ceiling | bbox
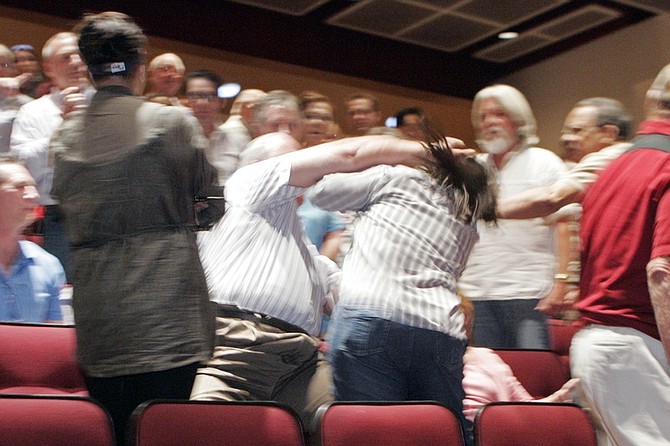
[5,0,670,98]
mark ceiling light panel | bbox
[227,0,330,16]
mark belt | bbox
[216,304,309,336]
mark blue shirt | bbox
[297,194,345,250]
[0,240,65,322]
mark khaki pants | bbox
[190,316,333,429]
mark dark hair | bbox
[345,92,379,111]
[76,11,146,82]
[422,127,497,224]
[184,69,224,90]
[298,90,332,112]
[574,97,633,141]
[396,107,424,127]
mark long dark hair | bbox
[421,125,497,224]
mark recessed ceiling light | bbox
[218,83,241,99]
[498,31,519,40]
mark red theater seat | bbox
[129,400,305,446]
[0,323,87,395]
[474,401,597,446]
[0,394,114,446]
[314,401,465,446]
[494,349,569,398]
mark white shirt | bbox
[204,116,253,185]
[0,94,32,153]
[197,157,326,336]
[10,88,94,205]
[311,164,479,340]
[459,147,567,301]
[556,141,631,193]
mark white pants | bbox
[571,325,670,446]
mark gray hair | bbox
[471,84,539,146]
[42,32,77,60]
[253,90,302,126]
[574,97,633,141]
[0,44,14,62]
[647,63,670,114]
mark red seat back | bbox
[547,319,581,376]
[315,401,465,446]
[0,323,87,394]
[494,349,568,398]
[129,400,305,446]
[0,394,114,445]
[474,401,597,446]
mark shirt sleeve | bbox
[652,186,670,259]
[309,165,390,212]
[557,143,629,193]
[226,158,302,212]
[10,104,51,184]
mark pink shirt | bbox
[462,347,533,422]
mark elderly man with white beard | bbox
[458,84,568,350]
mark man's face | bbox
[43,36,87,90]
[148,56,184,97]
[0,163,39,234]
[14,50,39,75]
[560,105,605,162]
[475,98,519,154]
[258,105,304,142]
[186,78,221,123]
[346,98,381,135]
[303,101,334,147]
[398,113,425,141]
[0,55,16,78]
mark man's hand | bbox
[61,86,88,117]
[0,73,31,99]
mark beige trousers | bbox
[190,316,333,429]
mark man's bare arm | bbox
[647,256,670,363]
[497,181,581,220]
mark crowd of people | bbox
[0,10,669,446]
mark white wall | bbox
[502,13,670,154]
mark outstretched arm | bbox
[648,256,670,364]
[285,135,433,188]
[497,181,581,219]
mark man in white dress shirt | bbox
[191,131,441,426]
[10,32,92,278]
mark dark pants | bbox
[85,363,199,446]
[43,205,71,279]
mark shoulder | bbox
[524,146,564,162]
[16,94,53,115]
[19,240,63,268]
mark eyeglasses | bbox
[186,92,219,102]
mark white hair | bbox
[471,84,539,146]
[42,32,77,60]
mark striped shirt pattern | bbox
[198,157,326,336]
[310,164,478,340]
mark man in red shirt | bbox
[572,63,670,446]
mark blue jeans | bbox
[328,307,469,436]
[472,299,549,349]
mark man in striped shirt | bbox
[191,131,443,426]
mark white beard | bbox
[478,135,514,155]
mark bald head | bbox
[238,132,301,168]
[146,53,185,97]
